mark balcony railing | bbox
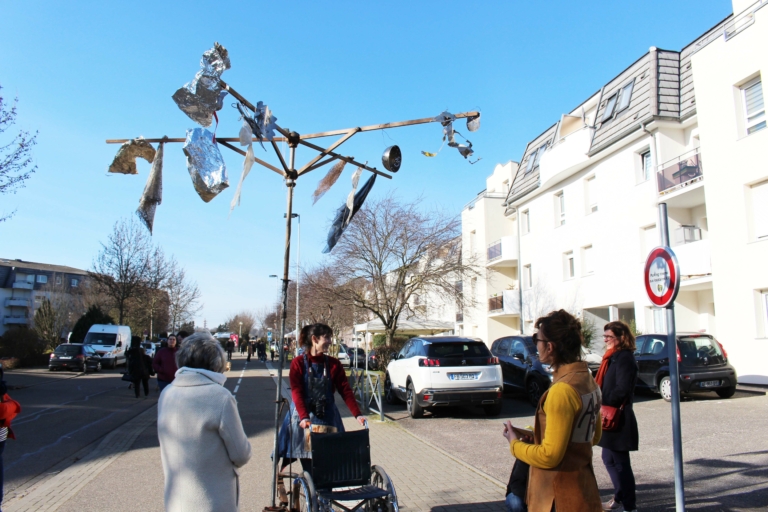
[657,148,703,195]
[487,241,502,262]
[488,296,503,312]
[3,316,29,325]
[12,282,34,290]
[5,298,30,308]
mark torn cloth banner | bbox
[312,160,346,205]
[108,138,156,175]
[172,43,231,127]
[323,173,376,254]
[183,128,229,203]
[137,140,165,234]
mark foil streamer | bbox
[183,128,229,203]
[449,139,474,159]
[137,141,164,233]
[435,111,457,144]
[323,173,376,254]
[108,138,156,175]
[172,43,231,127]
[229,144,255,216]
[467,113,481,132]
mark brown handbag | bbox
[600,403,625,431]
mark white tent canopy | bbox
[354,318,454,335]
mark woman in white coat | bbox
[158,332,252,511]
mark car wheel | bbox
[406,382,424,419]
[95,362,102,373]
[82,364,87,373]
[716,386,736,398]
[659,376,673,402]
[526,377,546,407]
[48,367,55,371]
[483,402,503,416]
[384,374,400,405]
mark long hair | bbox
[604,320,636,352]
[298,323,333,349]
[534,310,583,366]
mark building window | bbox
[641,151,652,182]
[55,275,62,285]
[751,180,768,240]
[563,251,575,280]
[71,278,79,287]
[762,290,768,336]
[521,209,530,235]
[743,78,766,135]
[616,81,634,113]
[36,275,48,284]
[582,245,594,275]
[525,143,548,174]
[585,176,598,214]
[523,264,532,290]
[555,192,565,226]
[602,95,618,122]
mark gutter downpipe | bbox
[642,120,660,189]
[512,207,525,335]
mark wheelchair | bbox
[292,425,399,512]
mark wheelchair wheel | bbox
[295,471,317,512]
[367,465,399,512]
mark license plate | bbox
[699,380,721,388]
[60,356,72,360]
[448,373,480,381]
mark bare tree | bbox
[225,310,256,340]
[166,262,202,332]
[135,247,172,338]
[0,84,38,222]
[89,218,150,325]
[309,194,480,347]
[300,268,366,342]
[34,298,68,351]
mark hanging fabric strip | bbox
[229,144,255,216]
[312,160,346,205]
[136,140,164,233]
[323,173,377,254]
[345,166,363,224]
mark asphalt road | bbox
[3,365,159,498]
[381,385,768,511]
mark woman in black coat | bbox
[125,337,153,398]
[597,321,639,512]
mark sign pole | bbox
[658,203,686,511]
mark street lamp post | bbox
[285,213,300,354]
[239,321,242,339]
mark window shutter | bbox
[745,81,765,118]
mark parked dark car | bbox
[49,343,102,372]
[634,332,737,401]
[347,347,367,368]
[490,336,553,406]
[367,349,379,371]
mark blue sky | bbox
[0,1,732,327]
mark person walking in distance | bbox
[154,334,179,392]
[598,321,639,512]
[226,339,234,362]
[270,341,276,361]
[247,340,254,362]
[503,310,603,512]
[126,336,152,398]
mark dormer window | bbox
[525,143,548,174]
[601,80,635,122]
[602,95,618,122]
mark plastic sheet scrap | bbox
[229,144,255,216]
[108,138,156,175]
[136,141,165,233]
[172,43,231,127]
[345,166,363,224]
[236,102,277,150]
[183,128,229,203]
[467,112,481,132]
[323,173,376,254]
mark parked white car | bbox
[336,344,350,367]
[384,336,504,418]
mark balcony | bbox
[3,316,29,325]
[674,238,712,290]
[487,290,521,317]
[12,282,33,290]
[538,126,593,189]
[5,298,30,308]
[486,236,519,268]
[658,148,703,196]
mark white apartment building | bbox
[460,0,768,383]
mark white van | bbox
[82,324,131,369]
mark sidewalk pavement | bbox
[3,356,508,511]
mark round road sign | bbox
[644,246,680,308]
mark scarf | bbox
[595,347,617,388]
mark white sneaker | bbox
[602,498,623,511]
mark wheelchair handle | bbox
[363,419,369,430]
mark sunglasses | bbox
[532,333,550,344]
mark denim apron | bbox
[277,355,345,459]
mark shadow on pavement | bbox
[430,501,506,511]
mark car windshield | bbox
[427,342,490,358]
[678,335,723,359]
[83,333,117,346]
[55,345,81,356]
[141,343,153,349]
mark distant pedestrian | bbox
[598,321,639,512]
[126,336,152,398]
[153,334,179,392]
[503,310,602,512]
[247,341,254,362]
[158,332,251,512]
[270,343,276,361]
[226,340,234,361]
[0,367,21,508]
[240,341,246,355]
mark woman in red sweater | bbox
[276,324,366,489]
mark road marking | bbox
[234,385,240,394]
[237,378,242,384]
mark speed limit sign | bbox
[644,246,680,308]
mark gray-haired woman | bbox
[158,332,252,512]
